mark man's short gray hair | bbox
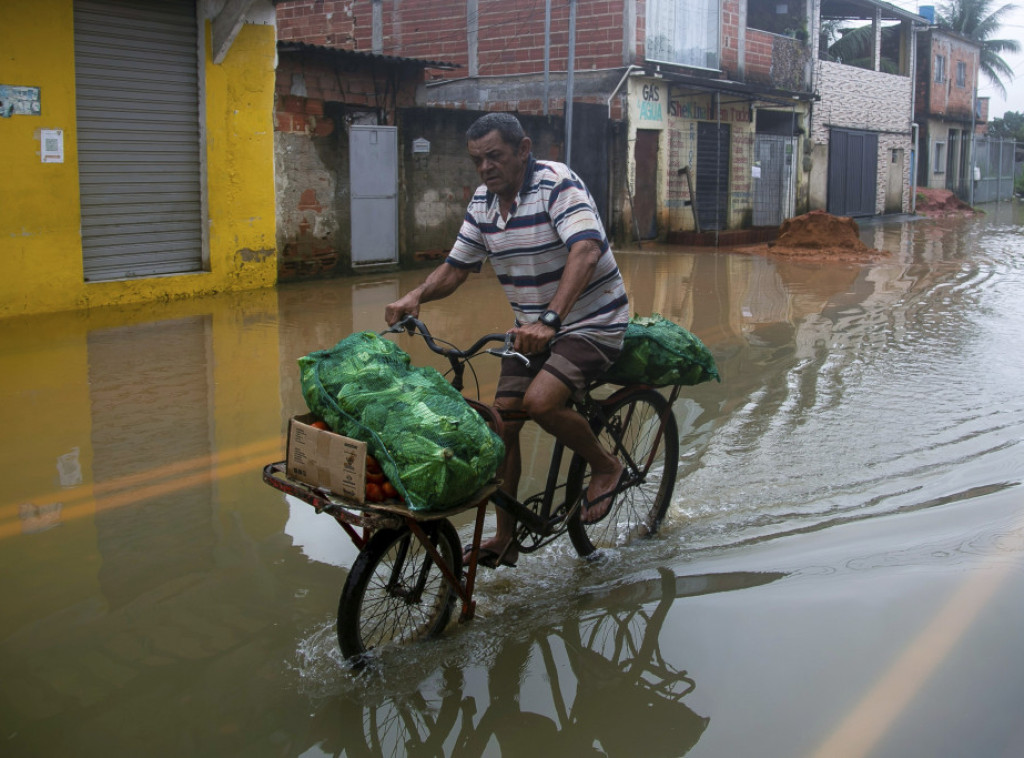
[466,112,526,146]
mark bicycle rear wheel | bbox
[337,519,462,660]
[567,388,679,556]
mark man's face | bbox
[467,130,531,202]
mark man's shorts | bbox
[495,334,622,401]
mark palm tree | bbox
[824,24,903,73]
[935,0,1020,98]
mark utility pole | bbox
[565,0,577,167]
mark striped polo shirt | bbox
[446,156,629,348]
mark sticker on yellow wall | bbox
[40,129,63,163]
[0,85,41,117]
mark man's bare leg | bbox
[474,401,523,565]
[473,372,623,565]
[523,372,623,523]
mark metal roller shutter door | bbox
[74,0,203,281]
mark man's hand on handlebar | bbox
[509,322,556,356]
[384,295,420,327]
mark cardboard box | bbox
[286,413,366,503]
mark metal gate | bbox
[827,128,878,217]
[753,134,796,227]
[973,138,1018,203]
[696,122,730,231]
[350,125,398,266]
[74,0,204,281]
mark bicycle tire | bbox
[337,519,462,660]
[567,388,679,556]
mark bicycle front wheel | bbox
[337,520,462,660]
[567,388,679,556]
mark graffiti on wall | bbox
[670,97,751,123]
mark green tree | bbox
[823,24,903,73]
[987,110,1024,140]
[936,0,1020,98]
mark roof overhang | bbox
[650,66,817,105]
[820,0,930,24]
[276,41,459,71]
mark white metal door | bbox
[350,126,398,266]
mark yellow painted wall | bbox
[0,3,277,319]
[0,1,84,317]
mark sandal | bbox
[580,469,628,524]
[463,543,517,569]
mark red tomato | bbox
[381,481,398,499]
[310,420,330,430]
[365,471,385,484]
[364,482,384,502]
[366,455,383,474]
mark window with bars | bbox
[956,60,966,87]
[934,54,946,83]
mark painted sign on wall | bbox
[670,96,751,123]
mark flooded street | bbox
[3,203,1024,757]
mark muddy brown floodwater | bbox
[2,203,1023,757]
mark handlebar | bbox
[380,315,530,391]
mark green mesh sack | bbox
[602,314,720,387]
[298,331,504,512]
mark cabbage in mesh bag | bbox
[298,331,504,511]
[603,314,720,387]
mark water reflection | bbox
[295,568,784,757]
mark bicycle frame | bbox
[385,316,682,553]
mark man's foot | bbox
[581,463,626,524]
[463,538,518,569]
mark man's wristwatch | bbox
[538,309,562,331]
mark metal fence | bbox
[972,138,1018,203]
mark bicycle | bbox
[262,315,682,661]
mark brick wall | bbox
[745,29,773,84]
[720,0,740,75]
[277,0,630,79]
[924,34,979,121]
[276,0,359,47]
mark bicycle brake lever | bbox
[486,347,530,366]
[378,315,417,337]
[486,333,530,366]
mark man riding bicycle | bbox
[385,112,630,568]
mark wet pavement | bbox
[2,202,1023,757]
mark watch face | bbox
[541,311,558,327]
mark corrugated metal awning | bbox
[276,41,459,70]
[820,0,930,24]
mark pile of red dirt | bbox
[743,210,886,262]
[914,187,979,217]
